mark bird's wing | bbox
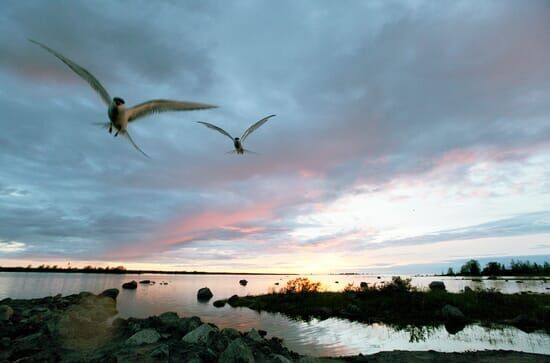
[29,39,111,106]
[127,99,217,122]
[241,114,276,142]
[196,121,234,140]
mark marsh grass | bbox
[228,277,550,333]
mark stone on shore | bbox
[122,280,137,289]
[227,294,239,306]
[197,287,213,301]
[159,311,180,326]
[222,328,241,340]
[429,281,446,291]
[213,299,226,308]
[440,304,467,327]
[239,279,248,286]
[126,328,161,345]
[246,328,264,343]
[139,279,152,284]
[100,288,119,300]
[0,305,14,321]
[182,323,218,344]
[219,338,255,363]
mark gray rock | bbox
[197,287,213,301]
[178,316,202,334]
[239,279,248,286]
[0,305,14,321]
[463,286,473,293]
[159,311,179,326]
[222,327,241,340]
[246,328,264,343]
[219,338,255,363]
[126,328,161,345]
[122,280,138,289]
[343,304,361,316]
[271,354,292,363]
[0,337,10,349]
[227,295,239,306]
[441,304,466,323]
[139,279,152,284]
[150,344,169,358]
[429,281,446,291]
[510,314,537,327]
[312,307,332,317]
[297,358,342,363]
[100,288,119,300]
[213,299,226,308]
[182,323,218,344]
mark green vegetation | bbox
[227,277,550,333]
[446,259,550,276]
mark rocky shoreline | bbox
[1,289,548,362]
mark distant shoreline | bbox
[0,267,295,275]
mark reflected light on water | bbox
[1,272,548,356]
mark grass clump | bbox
[228,277,550,334]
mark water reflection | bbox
[1,272,548,356]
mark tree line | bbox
[0,265,128,274]
[446,259,550,276]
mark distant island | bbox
[0,265,292,275]
[444,259,550,277]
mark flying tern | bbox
[30,39,217,158]
[197,114,275,154]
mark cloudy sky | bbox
[0,0,549,273]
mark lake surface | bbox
[1,272,548,357]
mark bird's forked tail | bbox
[119,130,150,159]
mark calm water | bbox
[0,272,548,357]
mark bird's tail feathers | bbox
[93,122,111,129]
[120,130,150,159]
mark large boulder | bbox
[150,344,169,359]
[246,328,264,343]
[182,323,218,344]
[159,311,180,326]
[271,354,292,363]
[219,338,255,363]
[100,288,119,300]
[122,281,138,289]
[178,316,202,335]
[213,300,226,308]
[429,281,446,291]
[227,295,239,306]
[221,328,241,340]
[126,329,161,345]
[0,305,14,321]
[197,287,213,301]
[441,304,466,323]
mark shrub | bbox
[280,277,321,294]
